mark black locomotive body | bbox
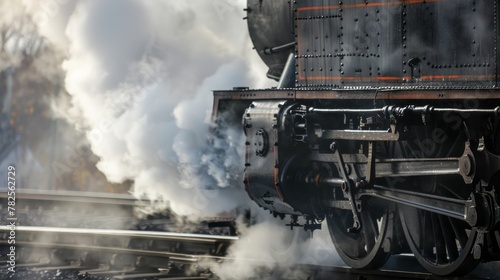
[212,0,500,276]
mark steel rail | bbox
[0,226,237,243]
[0,226,236,278]
[0,189,139,206]
[0,226,494,279]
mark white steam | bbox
[52,0,274,216]
[207,212,343,280]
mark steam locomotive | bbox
[211,0,500,275]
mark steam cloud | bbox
[206,211,342,279]
[25,0,274,216]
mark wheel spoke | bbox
[431,213,447,264]
[450,218,468,249]
[361,211,376,251]
[353,234,365,257]
[439,215,459,262]
[327,204,390,269]
[422,211,434,259]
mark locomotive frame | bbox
[211,0,500,276]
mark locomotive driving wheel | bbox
[396,125,479,276]
[326,196,390,269]
[399,180,478,276]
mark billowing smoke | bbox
[206,210,343,280]
[41,0,274,216]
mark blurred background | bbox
[0,0,127,192]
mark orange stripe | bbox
[378,76,405,81]
[420,74,496,80]
[298,74,497,81]
[245,173,250,192]
[297,0,443,11]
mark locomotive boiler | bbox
[211,0,500,275]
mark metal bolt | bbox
[356,181,364,189]
[330,142,337,152]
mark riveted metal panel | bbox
[247,0,294,79]
[404,0,496,86]
[296,0,404,88]
[295,0,499,89]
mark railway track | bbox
[0,189,232,234]
[0,226,234,279]
[0,189,139,206]
[0,191,495,279]
[0,226,494,280]
[0,189,143,229]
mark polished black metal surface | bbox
[295,0,497,88]
[243,101,301,215]
[246,0,294,80]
